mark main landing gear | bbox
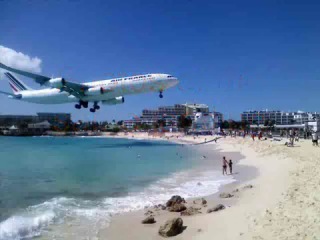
[159,91,163,98]
[90,102,100,113]
[74,101,88,109]
[75,101,99,113]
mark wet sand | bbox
[71,133,318,240]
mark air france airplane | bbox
[0,63,179,112]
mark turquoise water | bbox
[0,136,234,239]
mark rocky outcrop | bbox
[180,207,201,216]
[159,218,184,237]
[168,203,187,212]
[142,216,156,224]
[153,204,167,211]
[219,192,234,198]
[166,195,186,207]
[144,210,154,216]
[207,204,225,213]
[243,184,253,189]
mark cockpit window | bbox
[167,75,174,78]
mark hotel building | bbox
[123,103,222,131]
[241,110,320,125]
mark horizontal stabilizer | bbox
[0,90,15,97]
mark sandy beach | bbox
[96,133,320,240]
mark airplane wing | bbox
[0,62,50,84]
[60,81,89,98]
[0,62,89,98]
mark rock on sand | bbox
[180,206,202,216]
[159,218,184,237]
[166,195,186,207]
[219,192,234,198]
[207,204,225,213]
[142,216,156,224]
[168,203,187,212]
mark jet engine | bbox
[102,96,125,105]
[47,78,66,88]
[85,87,108,96]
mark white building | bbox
[183,103,209,116]
[241,110,320,125]
[192,112,214,130]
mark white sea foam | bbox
[0,169,235,239]
[101,170,235,215]
[0,211,55,240]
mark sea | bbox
[0,136,235,240]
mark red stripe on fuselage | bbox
[9,83,19,92]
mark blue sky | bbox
[1,0,320,121]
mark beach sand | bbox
[97,134,320,240]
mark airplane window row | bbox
[110,74,152,82]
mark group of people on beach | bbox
[222,156,233,175]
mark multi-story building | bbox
[0,115,38,127]
[241,110,320,125]
[192,112,214,130]
[0,112,72,128]
[123,103,216,130]
[37,112,71,124]
[124,104,187,129]
[213,111,224,126]
[122,119,142,129]
[183,103,209,116]
[140,104,186,127]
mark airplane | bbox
[0,62,179,112]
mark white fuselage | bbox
[13,73,178,104]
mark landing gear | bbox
[75,101,88,109]
[159,91,163,98]
[82,101,88,108]
[89,102,100,113]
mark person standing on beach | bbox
[312,132,318,146]
[251,133,255,141]
[258,131,262,140]
[229,159,233,174]
[222,156,228,175]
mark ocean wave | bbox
[0,211,55,240]
[0,170,235,239]
[101,170,235,214]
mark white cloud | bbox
[0,45,42,73]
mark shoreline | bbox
[4,133,319,239]
[98,136,260,239]
[98,135,305,240]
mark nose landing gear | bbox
[159,91,163,98]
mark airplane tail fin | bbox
[4,72,33,93]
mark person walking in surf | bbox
[222,156,228,175]
[229,159,233,174]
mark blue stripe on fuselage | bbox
[5,73,27,90]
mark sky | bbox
[1,0,320,122]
